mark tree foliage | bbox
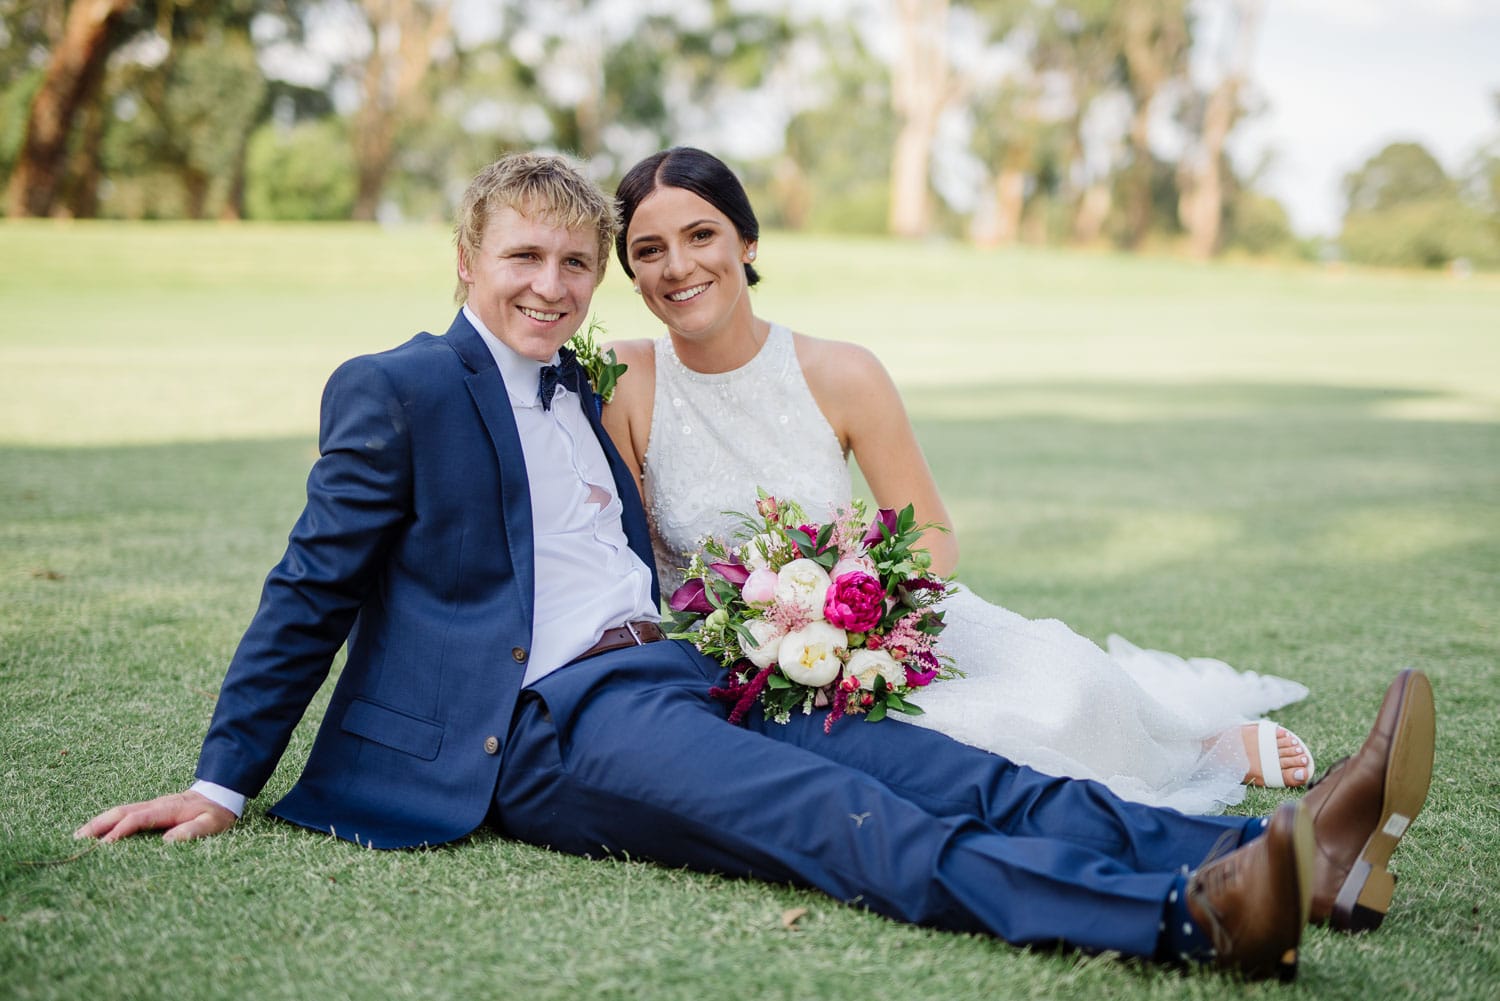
[1339,141,1500,269]
[1,0,1492,269]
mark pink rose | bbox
[741,567,779,604]
[822,572,885,633]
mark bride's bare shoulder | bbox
[606,337,657,372]
[790,332,892,389]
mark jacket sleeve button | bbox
[483,736,500,755]
[511,647,527,663]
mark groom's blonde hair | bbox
[453,152,618,304]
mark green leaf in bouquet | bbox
[729,620,757,648]
[864,701,888,723]
[785,526,815,554]
[766,673,793,690]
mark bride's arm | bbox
[797,338,959,576]
[600,338,656,499]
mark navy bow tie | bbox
[537,351,580,412]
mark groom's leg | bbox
[492,642,1179,957]
[754,702,1261,872]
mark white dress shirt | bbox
[193,306,658,817]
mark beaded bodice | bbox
[642,324,851,590]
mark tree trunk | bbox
[888,0,950,238]
[1120,105,1155,249]
[62,90,108,218]
[1072,182,1112,244]
[889,117,938,237]
[1115,0,1187,249]
[182,167,210,220]
[1179,0,1263,259]
[5,0,135,218]
[350,0,451,222]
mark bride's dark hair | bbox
[615,147,761,287]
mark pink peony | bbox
[741,567,779,604]
[822,572,886,632]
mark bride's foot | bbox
[1241,720,1314,788]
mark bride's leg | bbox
[1236,722,1313,788]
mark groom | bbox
[78,153,1435,980]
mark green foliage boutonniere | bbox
[567,316,628,406]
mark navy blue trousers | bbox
[492,640,1258,958]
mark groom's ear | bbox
[456,246,473,285]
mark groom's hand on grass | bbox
[74,790,236,843]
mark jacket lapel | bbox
[445,311,536,631]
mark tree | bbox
[965,0,1117,247]
[1175,0,1263,259]
[1113,0,1189,248]
[496,0,791,181]
[1338,141,1498,269]
[1343,141,1452,215]
[346,0,454,221]
[779,27,896,234]
[888,0,954,237]
[5,0,135,217]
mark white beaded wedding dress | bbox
[641,325,1309,813]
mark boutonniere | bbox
[567,316,628,406]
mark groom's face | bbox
[459,203,599,362]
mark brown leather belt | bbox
[572,620,666,663]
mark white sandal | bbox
[1248,719,1314,789]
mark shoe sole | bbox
[1277,803,1317,981]
[1331,669,1435,932]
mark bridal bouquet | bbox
[664,493,953,732]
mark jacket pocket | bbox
[340,697,444,761]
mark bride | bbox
[601,147,1312,813]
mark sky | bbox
[1236,0,1500,235]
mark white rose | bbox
[846,648,904,691]
[774,558,832,618]
[738,618,786,669]
[777,621,847,687]
[740,533,780,571]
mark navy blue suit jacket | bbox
[195,311,658,848]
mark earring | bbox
[632,286,641,294]
[747,250,757,261]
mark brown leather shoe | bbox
[1303,669,1435,931]
[1186,801,1313,981]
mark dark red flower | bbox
[668,578,712,613]
[905,650,940,687]
[861,508,900,547]
[709,560,751,586]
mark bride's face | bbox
[624,185,757,341]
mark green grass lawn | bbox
[2,221,1497,1000]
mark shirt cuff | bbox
[191,779,246,818]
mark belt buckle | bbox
[624,620,643,646]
